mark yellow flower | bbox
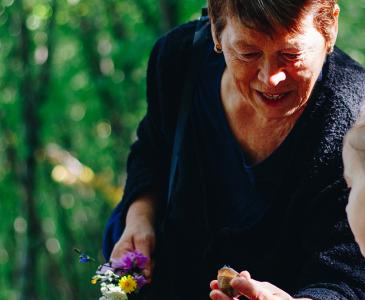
[91,276,99,285]
[118,275,137,294]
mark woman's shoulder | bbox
[322,47,365,116]
[150,21,201,66]
[145,20,210,140]
[326,47,365,90]
[332,47,365,72]
[297,48,365,176]
[163,20,200,43]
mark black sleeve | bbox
[294,178,365,300]
[102,21,197,260]
[121,36,172,221]
[102,36,172,260]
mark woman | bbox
[103,1,365,299]
[343,111,365,257]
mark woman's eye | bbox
[239,52,260,61]
[282,52,301,61]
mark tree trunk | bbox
[17,1,56,298]
[159,0,179,31]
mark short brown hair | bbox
[208,0,338,43]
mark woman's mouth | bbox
[263,93,284,100]
[256,91,290,104]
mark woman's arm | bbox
[102,21,198,273]
[293,177,365,299]
[210,177,365,299]
[102,36,171,263]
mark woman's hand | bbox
[210,271,311,300]
[110,196,156,280]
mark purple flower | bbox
[134,274,148,289]
[96,262,114,275]
[111,253,133,270]
[121,252,135,269]
[133,251,148,270]
[112,251,148,271]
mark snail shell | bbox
[217,266,239,297]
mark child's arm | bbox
[343,112,365,256]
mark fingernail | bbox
[144,269,151,278]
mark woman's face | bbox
[218,9,338,120]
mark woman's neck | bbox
[221,69,304,165]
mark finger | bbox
[210,280,219,290]
[231,277,272,300]
[239,270,251,280]
[142,257,154,283]
[210,289,233,300]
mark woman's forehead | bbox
[224,13,318,47]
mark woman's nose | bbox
[257,60,286,87]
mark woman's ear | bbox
[211,22,219,46]
[328,4,340,52]
[211,22,223,53]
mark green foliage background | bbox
[0,0,364,299]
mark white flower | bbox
[100,283,108,293]
[99,283,128,300]
[104,270,115,277]
[99,270,119,283]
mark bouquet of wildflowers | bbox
[78,249,148,300]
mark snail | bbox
[217,266,239,297]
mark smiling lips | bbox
[257,91,290,101]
